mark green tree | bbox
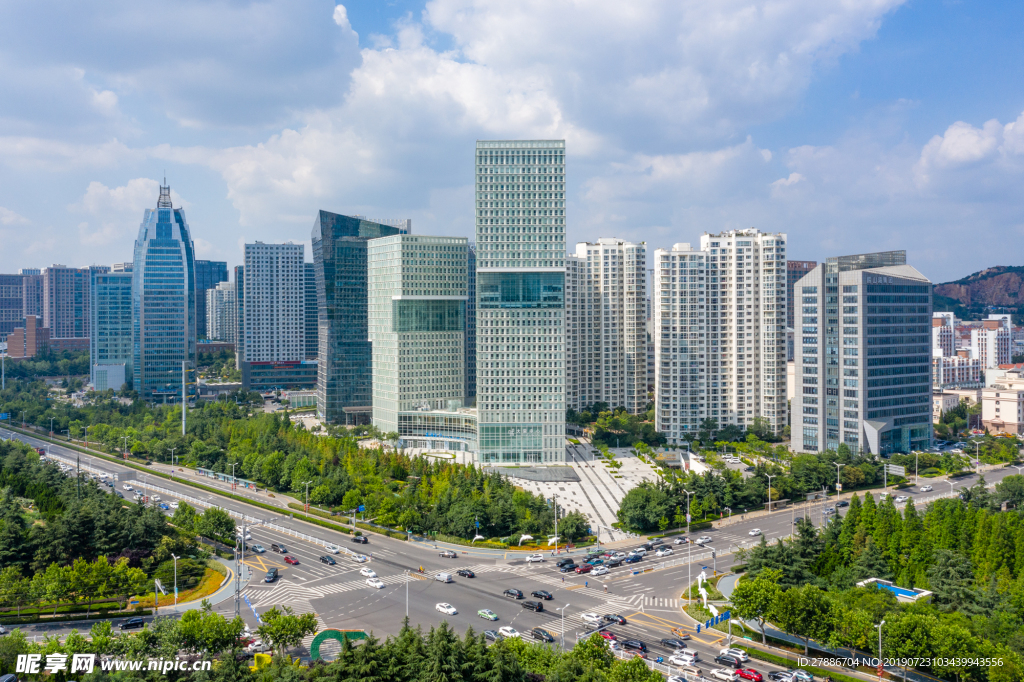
[730,568,782,644]
[195,507,235,541]
[926,550,976,613]
[770,584,833,655]
[608,655,661,682]
[558,510,590,541]
[256,605,318,656]
[172,502,199,532]
[178,607,246,655]
[616,482,669,531]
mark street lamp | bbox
[682,489,694,536]
[874,620,886,682]
[303,480,313,516]
[49,417,54,436]
[230,462,239,491]
[557,604,571,651]
[171,553,179,605]
[765,474,776,514]
[834,463,845,493]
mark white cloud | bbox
[0,206,29,225]
[70,178,188,247]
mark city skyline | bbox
[0,3,1022,283]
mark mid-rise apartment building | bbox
[465,244,477,404]
[569,239,648,413]
[90,269,133,390]
[43,265,92,339]
[653,243,708,442]
[932,312,956,357]
[982,369,1024,435]
[7,315,49,359]
[206,281,236,343]
[368,234,468,436]
[312,211,409,424]
[242,242,305,363]
[971,317,1011,369]
[795,251,932,455]
[700,229,788,434]
[932,349,982,388]
[21,272,43,319]
[475,139,566,463]
[565,254,583,411]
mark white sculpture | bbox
[699,586,708,607]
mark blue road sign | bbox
[0,413,8,420]
[357,505,365,512]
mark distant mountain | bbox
[934,265,1024,320]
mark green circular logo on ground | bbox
[310,629,366,660]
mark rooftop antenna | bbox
[157,175,173,209]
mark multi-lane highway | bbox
[4,425,1020,676]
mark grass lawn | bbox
[681,575,726,601]
[131,564,227,609]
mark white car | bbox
[695,536,713,544]
[360,567,377,578]
[920,485,934,492]
[673,537,689,545]
[366,578,385,589]
[628,548,647,557]
[720,648,748,662]
[151,495,160,502]
[591,566,609,576]
[581,612,602,626]
[325,544,340,554]
[245,640,270,653]
[894,495,909,503]
[669,653,699,665]
[498,626,521,639]
[169,501,179,509]
[655,547,673,557]
[710,669,737,682]
[435,602,457,615]
[748,528,762,536]
[525,554,545,563]
[252,545,266,553]
[122,484,133,491]
[353,555,368,563]
[612,551,626,559]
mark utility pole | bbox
[552,493,558,555]
[230,462,239,491]
[682,489,693,536]
[1,351,5,390]
[765,474,776,513]
[875,620,886,682]
[77,452,81,500]
[171,553,179,605]
[303,480,313,515]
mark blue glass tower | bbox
[132,183,197,401]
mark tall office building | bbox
[312,211,409,424]
[304,262,318,360]
[194,260,228,340]
[234,265,245,368]
[21,273,43,319]
[368,235,468,434]
[0,274,22,342]
[90,269,133,391]
[132,182,197,402]
[465,244,477,404]
[794,251,932,454]
[475,140,566,463]
[242,242,305,363]
[786,260,817,330]
[206,281,236,343]
[653,243,709,442]
[565,254,584,410]
[700,229,788,434]
[43,265,92,339]
[570,239,648,413]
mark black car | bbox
[767,672,794,681]
[606,557,624,567]
[555,557,575,567]
[603,614,627,625]
[715,654,742,668]
[836,500,850,508]
[115,491,124,498]
[621,640,647,652]
[522,600,544,612]
[660,637,689,649]
[531,590,553,600]
[793,517,803,524]
[439,550,457,558]
[559,563,577,573]
[265,568,279,583]
[531,628,555,643]
[649,538,664,546]
[352,535,368,544]
[483,630,503,643]
[457,569,476,578]
[119,617,145,630]
[319,555,336,565]
[271,543,287,553]
[503,588,524,599]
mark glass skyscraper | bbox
[368,235,468,435]
[91,268,133,390]
[132,183,197,402]
[474,140,566,463]
[194,259,228,340]
[312,211,409,424]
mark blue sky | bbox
[0,0,1021,283]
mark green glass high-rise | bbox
[368,235,468,435]
[475,140,567,463]
[312,211,409,424]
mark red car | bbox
[575,564,593,574]
[600,631,617,641]
[283,555,299,565]
[736,670,763,682]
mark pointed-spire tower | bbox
[157,178,173,208]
